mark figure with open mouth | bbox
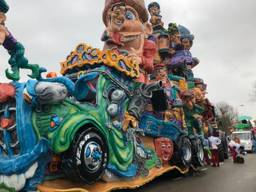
[102,0,156,83]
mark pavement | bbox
[117,154,256,192]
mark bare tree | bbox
[249,81,256,102]
[215,102,238,133]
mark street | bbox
[118,154,256,192]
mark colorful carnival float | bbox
[0,0,218,191]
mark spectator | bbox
[208,132,221,167]
[203,137,211,165]
[229,139,243,163]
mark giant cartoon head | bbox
[154,137,174,166]
[102,0,152,58]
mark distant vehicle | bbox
[231,131,253,152]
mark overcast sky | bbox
[0,0,256,117]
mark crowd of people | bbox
[203,130,246,167]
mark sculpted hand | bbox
[127,48,142,65]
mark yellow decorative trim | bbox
[60,44,140,78]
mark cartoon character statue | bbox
[101,0,156,83]
[154,137,174,166]
[148,2,164,30]
[178,25,194,51]
[167,23,181,56]
[154,64,186,128]
[165,23,198,81]
[178,25,200,80]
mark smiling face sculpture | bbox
[102,0,150,52]
[102,0,155,83]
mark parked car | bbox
[231,131,254,152]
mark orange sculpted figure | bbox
[193,87,205,104]
[181,90,196,110]
[102,0,156,83]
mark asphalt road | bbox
[118,154,256,192]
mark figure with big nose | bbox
[102,0,156,83]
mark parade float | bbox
[0,0,217,191]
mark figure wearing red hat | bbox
[101,0,156,83]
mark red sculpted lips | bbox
[0,83,15,103]
[0,118,14,129]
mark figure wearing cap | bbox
[102,0,156,83]
[178,25,194,51]
[154,64,186,128]
[178,25,199,79]
[166,23,198,81]
[148,2,164,29]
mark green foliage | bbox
[215,102,238,133]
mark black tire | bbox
[171,136,192,168]
[62,127,108,184]
[191,138,205,167]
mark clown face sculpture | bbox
[103,0,151,52]
[102,0,155,83]
[154,137,174,166]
